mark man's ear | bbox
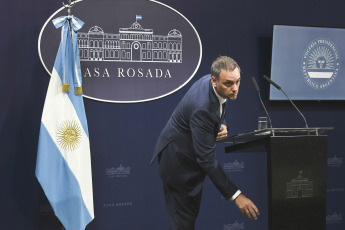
[211,76,217,88]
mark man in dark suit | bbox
[151,56,259,229]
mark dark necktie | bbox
[221,102,226,119]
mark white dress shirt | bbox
[212,84,241,201]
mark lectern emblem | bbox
[302,38,340,89]
[286,171,313,198]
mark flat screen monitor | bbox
[270,25,345,100]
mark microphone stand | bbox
[263,75,309,129]
[252,77,273,129]
[280,89,309,128]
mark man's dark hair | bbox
[211,56,241,82]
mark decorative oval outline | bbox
[38,0,202,103]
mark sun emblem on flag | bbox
[57,120,82,151]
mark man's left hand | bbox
[234,194,260,220]
[216,124,228,141]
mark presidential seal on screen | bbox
[302,38,340,89]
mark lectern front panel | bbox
[267,136,327,230]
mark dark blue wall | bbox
[1,0,344,229]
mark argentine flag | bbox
[136,15,142,21]
[36,16,94,230]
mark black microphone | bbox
[263,75,281,90]
[263,75,309,128]
[251,77,273,129]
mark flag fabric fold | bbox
[36,15,94,230]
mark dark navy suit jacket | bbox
[151,74,238,199]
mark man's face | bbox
[211,68,241,100]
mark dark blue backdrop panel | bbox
[1,0,344,229]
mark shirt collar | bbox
[212,84,227,105]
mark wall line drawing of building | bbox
[223,160,244,172]
[77,17,182,63]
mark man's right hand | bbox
[234,194,260,220]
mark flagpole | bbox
[67,0,71,15]
[63,0,73,16]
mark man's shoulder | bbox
[189,74,211,91]
[178,73,216,112]
[198,74,211,82]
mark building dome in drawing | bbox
[88,26,104,34]
[129,22,144,30]
[168,29,182,37]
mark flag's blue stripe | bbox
[36,123,92,230]
[53,30,89,137]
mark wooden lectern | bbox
[224,128,333,230]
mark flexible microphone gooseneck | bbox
[251,77,273,129]
[263,75,309,128]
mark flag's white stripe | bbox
[41,68,94,218]
[71,17,82,30]
[74,61,82,87]
[61,24,66,47]
[53,17,67,26]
